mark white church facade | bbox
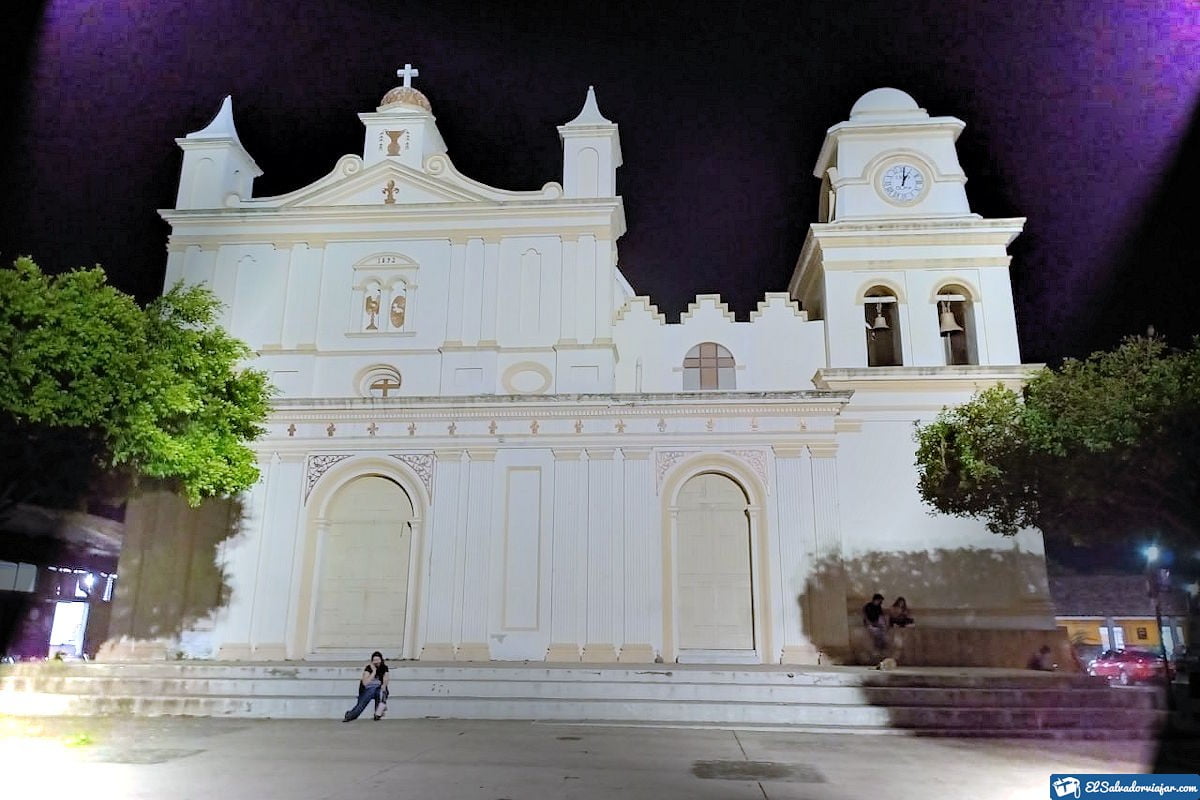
[152,69,1055,665]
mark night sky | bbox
[2,0,1198,366]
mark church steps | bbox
[0,675,1158,710]
[0,691,1163,735]
[0,661,1112,687]
[0,663,1165,737]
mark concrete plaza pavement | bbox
[0,715,1192,800]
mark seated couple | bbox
[862,594,915,652]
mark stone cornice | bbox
[161,200,622,231]
[807,217,1026,248]
[258,434,842,456]
[813,365,1040,392]
[269,390,851,421]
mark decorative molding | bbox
[833,417,864,433]
[617,644,656,663]
[581,643,618,663]
[546,643,582,662]
[655,450,691,490]
[808,442,839,458]
[680,293,736,323]
[614,296,666,324]
[725,448,770,491]
[389,453,434,496]
[655,448,770,493]
[749,292,808,322]
[420,643,455,661]
[454,643,491,661]
[304,453,353,500]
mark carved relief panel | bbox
[349,253,418,335]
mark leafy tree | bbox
[915,335,1200,550]
[0,257,272,511]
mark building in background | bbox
[1051,574,1190,664]
[0,506,121,660]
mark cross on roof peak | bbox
[397,63,420,89]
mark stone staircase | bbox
[0,661,1166,738]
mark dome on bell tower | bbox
[849,88,926,121]
[379,85,431,112]
[378,63,431,112]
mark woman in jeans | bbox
[343,651,390,721]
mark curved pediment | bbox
[236,154,563,210]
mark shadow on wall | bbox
[799,546,1069,669]
[100,483,246,658]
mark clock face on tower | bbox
[879,163,926,204]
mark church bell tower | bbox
[790,89,1026,369]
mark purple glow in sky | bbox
[2,0,1198,361]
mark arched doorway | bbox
[313,475,414,652]
[676,472,754,655]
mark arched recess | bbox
[931,280,982,365]
[295,456,431,660]
[660,453,773,664]
[862,284,903,367]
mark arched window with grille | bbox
[682,342,736,390]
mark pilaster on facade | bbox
[585,449,618,650]
[560,236,579,343]
[576,234,598,343]
[459,447,495,649]
[480,238,501,343]
[773,445,819,664]
[423,449,465,651]
[549,447,585,656]
[621,448,656,661]
[806,442,849,654]
[446,239,469,342]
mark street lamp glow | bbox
[1144,545,1161,563]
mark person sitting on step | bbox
[888,597,914,628]
[862,593,889,654]
[343,650,390,722]
[1027,645,1055,672]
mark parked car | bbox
[1086,648,1173,685]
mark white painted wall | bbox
[161,84,1054,664]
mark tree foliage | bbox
[0,257,272,510]
[915,336,1200,549]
